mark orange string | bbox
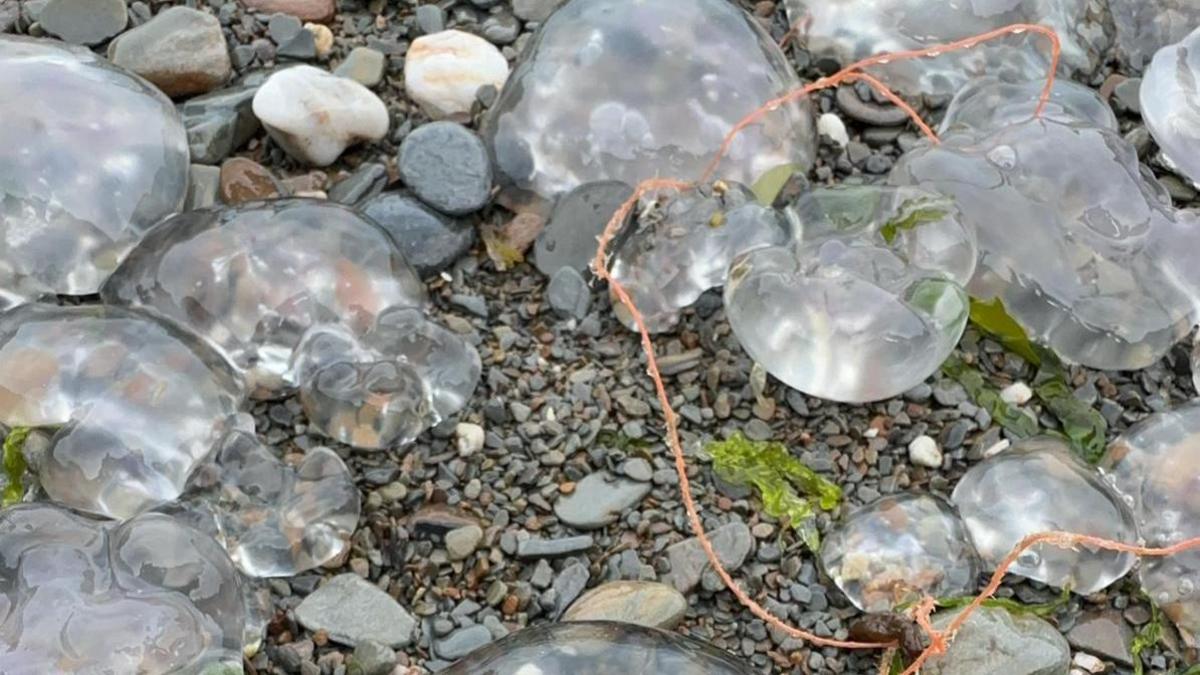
[587,21,1179,672]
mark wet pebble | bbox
[360,191,476,277]
[554,471,651,530]
[398,121,493,215]
[294,574,417,648]
[39,0,127,45]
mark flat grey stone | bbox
[534,180,633,276]
[435,624,493,660]
[398,121,493,216]
[546,266,591,320]
[330,162,388,204]
[665,521,752,593]
[295,574,416,648]
[179,83,261,164]
[335,46,386,88]
[39,0,127,45]
[360,191,475,277]
[924,606,1070,675]
[185,164,221,209]
[1066,610,1134,666]
[551,561,591,617]
[553,471,651,530]
[515,535,595,559]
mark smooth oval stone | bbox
[554,471,652,530]
[1142,26,1200,188]
[1103,402,1200,642]
[101,199,426,399]
[165,431,360,577]
[1111,0,1200,73]
[611,183,790,333]
[252,65,389,166]
[923,606,1071,675]
[404,29,509,120]
[291,307,481,449]
[0,504,245,673]
[821,493,981,612]
[939,77,1118,137]
[481,0,816,205]
[295,573,417,648]
[890,118,1200,370]
[952,437,1139,595]
[562,581,688,629]
[397,121,493,216]
[38,0,127,45]
[107,6,232,97]
[782,0,1100,98]
[535,180,634,276]
[725,186,973,403]
[360,191,476,277]
[441,622,756,675]
[0,304,244,519]
[0,36,189,301]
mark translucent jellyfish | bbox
[782,0,1101,98]
[0,503,245,673]
[724,186,974,403]
[1142,26,1200,188]
[163,431,360,578]
[0,304,244,520]
[0,36,189,303]
[1102,403,1200,643]
[890,118,1200,370]
[609,183,790,333]
[441,622,755,675]
[952,437,1139,594]
[821,493,981,612]
[101,199,426,399]
[291,308,482,450]
[938,77,1117,138]
[1110,0,1200,73]
[481,0,816,206]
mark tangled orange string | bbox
[589,21,1200,673]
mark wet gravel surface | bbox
[8,0,1200,672]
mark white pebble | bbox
[908,435,943,468]
[455,422,485,456]
[983,438,1011,457]
[817,112,850,147]
[1000,381,1033,405]
[251,65,389,166]
[1072,652,1105,673]
[405,29,509,119]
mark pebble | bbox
[562,581,688,629]
[454,423,484,457]
[240,0,334,23]
[553,471,652,530]
[546,267,591,320]
[621,458,653,482]
[219,157,283,205]
[252,65,389,166]
[552,561,591,617]
[405,29,509,119]
[329,163,388,204]
[1066,610,1134,666]
[515,535,595,559]
[185,164,221,209]
[512,0,563,21]
[349,640,396,675]
[435,624,494,660]
[397,121,493,215]
[334,47,386,88]
[306,22,333,56]
[39,0,127,45]
[359,191,476,277]
[665,521,752,593]
[294,574,417,648]
[445,524,483,561]
[415,4,445,34]
[924,607,1070,675]
[817,112,850,147]
[835,85,912,126]
[534,180,634,276]
[107,6,231,97]
[908,435,943,468]
[179,84,261,164]
[1001,382,1034,405]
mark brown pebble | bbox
[219,157,282,205]
[238,0,334,22]
[502,594,520,615]
[559,481,576,494]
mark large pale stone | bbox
[107,6,232,97]
[405,29,509,120]
[252,65,389,166]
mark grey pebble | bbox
[398,121,493,216]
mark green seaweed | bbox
[596,429,655,451]
[942,356,1040,439]
[968,297,1041,365]
[750,164,799,207]
[928,587,1071,619]
[3,427,30,507]
[707,432,841,550]
[879,197,953,244]
[1130,600,1165,675]
[1033,356,1108,464]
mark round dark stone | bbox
[360,191,476,277]
[397,121,493,216]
